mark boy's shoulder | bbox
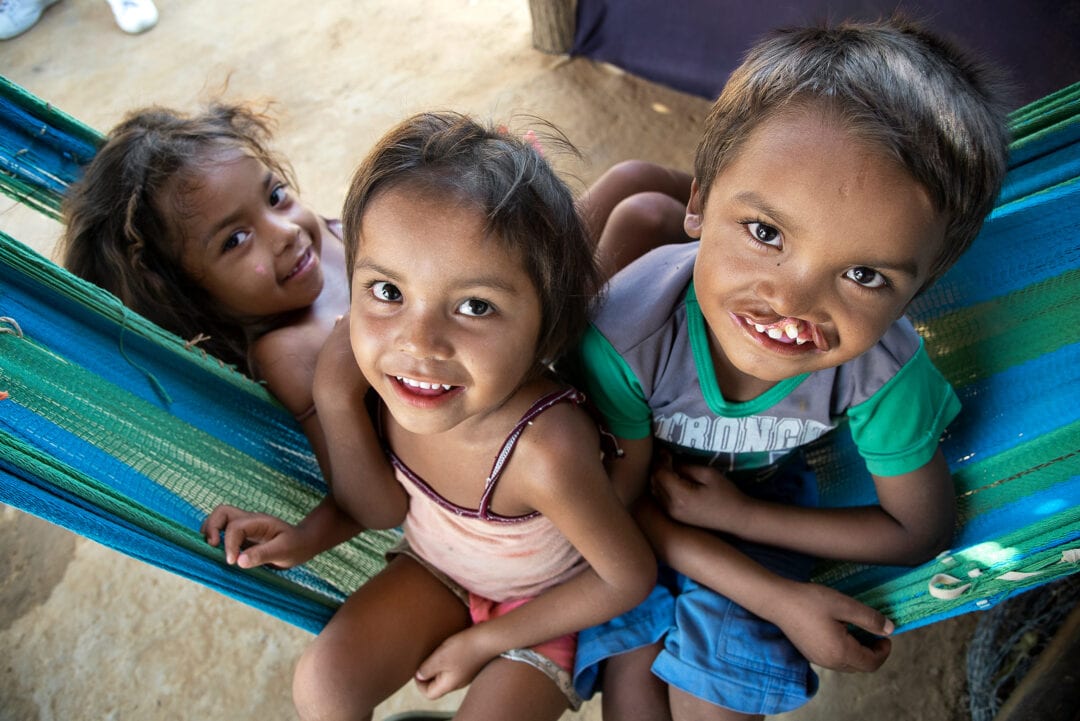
[593,242,698,344]
[834,317,925,409]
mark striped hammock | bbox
[1,75,1078,634]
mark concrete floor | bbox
[1,2,975,719]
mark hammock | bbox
[1,75,1078,634]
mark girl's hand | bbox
[414,627,497,700]
[650,454,748,532]
[200,504,314,569]
[767,580,894,672]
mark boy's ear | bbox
[684,178,704,238]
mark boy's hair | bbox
[61,103,293,370]
[342,111,600,365]
[694,16,1011,290]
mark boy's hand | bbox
[414,627,496,699]
[650,454,748,532]
[200,504,313,569]
[768,580,894,672]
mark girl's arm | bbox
[634,497,894,672]
[204,320,404,568]
[652,449,956,565]
[414,407,657,699]
[311,317,408,530]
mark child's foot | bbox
[105,0,156,34]
[0,0,60,40]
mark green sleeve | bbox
[574,324,653,439]
[848,341,961,477]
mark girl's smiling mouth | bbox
[395,375,455,393]
[283,247,316,282]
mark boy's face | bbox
[687,107,945,397]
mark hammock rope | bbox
[1,75,1077,633]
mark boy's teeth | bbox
[784,323,799,339]
[754,323,767,333]
[766,327,784,339]
[397,376,452,391]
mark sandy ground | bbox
[1,1,976,719]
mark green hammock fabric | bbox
[1,75,1078,634]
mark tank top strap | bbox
[477,387,585,518]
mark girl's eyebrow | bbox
[353,258,521,294]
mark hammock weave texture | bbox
[0,75,1078,634]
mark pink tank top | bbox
[388,388,589,602]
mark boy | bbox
[572,17,1011,720]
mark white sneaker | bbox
[0,0,60,40]
[105,0,156,34]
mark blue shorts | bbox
[573,459,821,715]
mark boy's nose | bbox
[756,265,820,319]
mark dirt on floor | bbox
[0,1,977,719]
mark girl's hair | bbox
[342,111,600,366]
[693,16,1011,291]
[61,102,294,370]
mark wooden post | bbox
[528,0,577,55]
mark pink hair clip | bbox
[522,129,544,156]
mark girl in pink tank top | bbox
[202,112,655,720]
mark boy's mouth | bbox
[743,316,828,350]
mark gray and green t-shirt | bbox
[578,243,959,477]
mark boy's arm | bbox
[652,448,956,565]
[634,498,894,672]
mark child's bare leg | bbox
[601,642,671,721]
[669,686,763,721]
[596,191,690,278]
[454,656,569,721]
[579,160,692,242]
[292,555,470,721]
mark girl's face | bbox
[687,106,945,400]
[175,148,326,321]
[349,188,544,437]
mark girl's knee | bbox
[293,637,376,721]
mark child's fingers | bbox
[200,504,240,545]
[222,517,261,565]
[839,596,896,638]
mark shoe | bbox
[105,0,156,34]
[381,713,454,721]
[0,0,59,40]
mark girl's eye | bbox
[371,281,402,302]
[845,266,888,289]
[222,230,250,253]
[269,184,288,206]
[746,221,781,248]
[458,298,493,317]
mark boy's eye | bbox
[269,184,288,206]
[746,221,781,248]
[845,266,887,288]
[222,230,250,252]
[371,281,402,302]
[458,298,493,317]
